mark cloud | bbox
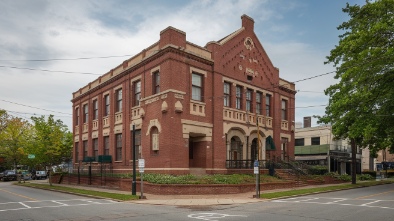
[0,0,352,129]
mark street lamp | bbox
[132,123,136,195]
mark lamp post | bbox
[132,123,136,195]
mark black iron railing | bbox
[226,160,269,169]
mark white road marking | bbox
[361,200,381,206]
[188,213,247,221]
[273,197,394,210]
[0,199,121,212]
[19,202,31,208]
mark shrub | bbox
[362,171,376,177]
[327,173,351,181]
[307,165,328,175]
[358,174,374,181]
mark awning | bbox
[265,135,276,150]
[295,155,327,160]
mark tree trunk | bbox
[351,138,357,184]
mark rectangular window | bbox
[311,137,320,145]
[192,73,202,101]
[153,71,160,94]
[235,86,242,109]
[116,89,122,112]
[83,140,88,159]
[75,142,79,162]
[104,136,110,155]
[295,138,304,146]
[246,89,252,113]
[75,107,79,126]
[93,100,98,120]
[256,92,262,115]
[266,94,271,117]
[83,104,88,123]
[93,138,98,158]
[104,94,110,117]
[223,82,230,107]
[134,81,141,106]
[116,134,122,161]
[135,130,142,158]
[281,99,287,120]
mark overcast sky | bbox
[0,0,366,130]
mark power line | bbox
[6,110,72,118]
[0,99,72,115]
[297,90,325,93]
[295,104,326,109]
[0,54,134,62]
[292,71,336,83]
[0,65,101,75]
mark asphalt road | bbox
[1,181,393,221]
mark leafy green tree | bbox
[29,115,73,185]
[0,109,10,134]
[0,115,32,171]
[320,0,394,184]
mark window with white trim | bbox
[134,81,141,106]
[246,89,252,113]
[235,86,242,109]
[192,73,202,101]
[116,89,122,112]
[115,134,122,161]
[224,82,230,107]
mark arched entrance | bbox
[229,136,243,168]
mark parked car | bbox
[0,170,17,181]
[32,171,47,180]
[21,171,31,180]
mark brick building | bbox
[72,15,296,174]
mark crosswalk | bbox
[273,197,394,210]
[0,199,120,212]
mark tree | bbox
[29,115,73,185]
[0,115,32,171]
[320,0,394,184]
[0,109,10,134]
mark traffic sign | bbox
[254,160,259,174]
[28,154,35,159]
[138,159,145,168]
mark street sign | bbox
[138,159,145,168]
[139,159,145,173]
[28,154,35,159]
[254,160,259,174]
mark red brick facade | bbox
[72,15,296,175]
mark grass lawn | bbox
[260,180,394,199]
[15,182,139,201]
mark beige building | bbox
[295,117,362,174]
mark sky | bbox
[0,0,367,130]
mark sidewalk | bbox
[29,179,346,206]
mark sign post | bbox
[254,160,259,198]
[138,159,145,199]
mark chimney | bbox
[304,116,311,128]
[241,14,254,31]
[159,26,186,49]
